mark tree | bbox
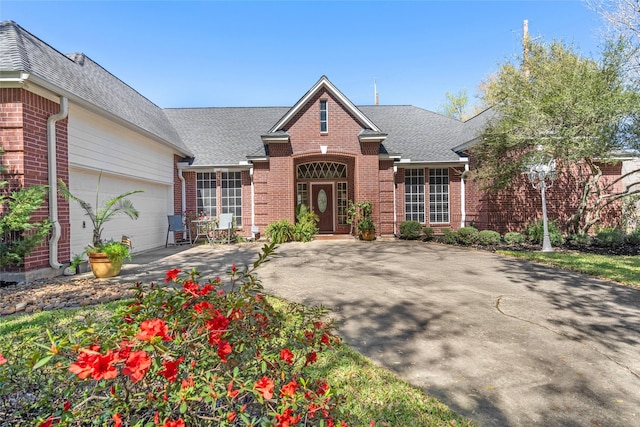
[588,0,640,73]
[0,150,51,267]
[438,89,477,121]
[473,39,640,234]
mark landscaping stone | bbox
[0,275,137,317]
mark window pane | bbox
[429,168,449,223]
[196,172,217,217]
[221,172,242,226]
[404,169,425,223]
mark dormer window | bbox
[320,100,328,133]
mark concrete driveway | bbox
[124,240,640,426]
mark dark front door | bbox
[312,184,334,232]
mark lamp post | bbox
[527,152,556,253]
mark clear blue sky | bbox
[2,1,605,112]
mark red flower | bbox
[231,263,237,273]
[280,348,294,365]
[122,350,151,383]
[157,356,184,383]
[0,353,7,365]
[199,283,215,296]
[254,376,274,400]
[217,340,232,362]
[90,351,119,380]
[183,281,200,297]
[117,340,135,360]
[321,333,331,346]
[162,419,185,427]
[113,413,123,427]
[280,379,299,398]
[193,301,213,313]
[228,411,237,422]
[275,408,301,427]
[135,318,172,341]
[227,380,239,398]
[69,348,118,381]
[63,401,72,411]
[165,268,181,283]
[304,352,318,366]
[38,416,55,427]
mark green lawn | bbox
[0,299,474,427]
[497,250,640,287]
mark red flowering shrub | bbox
[16,242,346,426]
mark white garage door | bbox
[68,168,172,257]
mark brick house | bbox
[0,21,629,281]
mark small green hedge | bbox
[399,221,423,240]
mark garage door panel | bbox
[69,169,171,256]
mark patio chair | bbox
[166,215,191,247]
[212,213,234,245]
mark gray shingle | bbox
[0,21,191,156]
[164,107,289,166]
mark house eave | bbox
[12,73,194,158]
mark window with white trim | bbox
[337,182,348,225]
[320,100,328,133]
[297,183,308,207]
[429,168,449,223]
[221,172,242,226]
[405,168,425,223]
[196,172,216,217]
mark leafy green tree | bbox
[473,39,640,234]
[438,88,477,121]
[0,151,51,267]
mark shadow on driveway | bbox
[253,240,640,427]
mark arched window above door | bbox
[297,162,347,179]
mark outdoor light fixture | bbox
[527,146,556,252]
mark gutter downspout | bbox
[393,165,397,236]
[48,96,69,269]
[176,163,188,215]
[250,167,256,238]
[461,162,469,228]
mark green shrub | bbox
[3,243,347,426]
[399,221,423,240]
[625,231,640,245]
[503,231,525,245]
[293,204,319,242]
[0,179,51,267]
[567,233,591,247]
[422,227,435,241]
[441,228,458,245]
[525,220,565,246]
[456,226,479,245]
[478,230,501,246]
[265,219,295,244]
[293,220,318,242]
[594,228,625,247]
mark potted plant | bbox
[350,200,376,241]
[58,173,143,278]
[357,215,376,241]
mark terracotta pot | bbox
[360,230,375,241]
[88,253,123,278]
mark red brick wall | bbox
[465,160,623,234]
[256,90,384,235]
[0,88,70,272]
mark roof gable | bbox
[268,75,381,133]
[0,20,192,156]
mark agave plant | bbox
[58,173,144,247]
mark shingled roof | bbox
[164,104,477,167]
[0,20,191,156]
[2,20,493,167]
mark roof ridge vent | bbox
[67,52,86,65]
